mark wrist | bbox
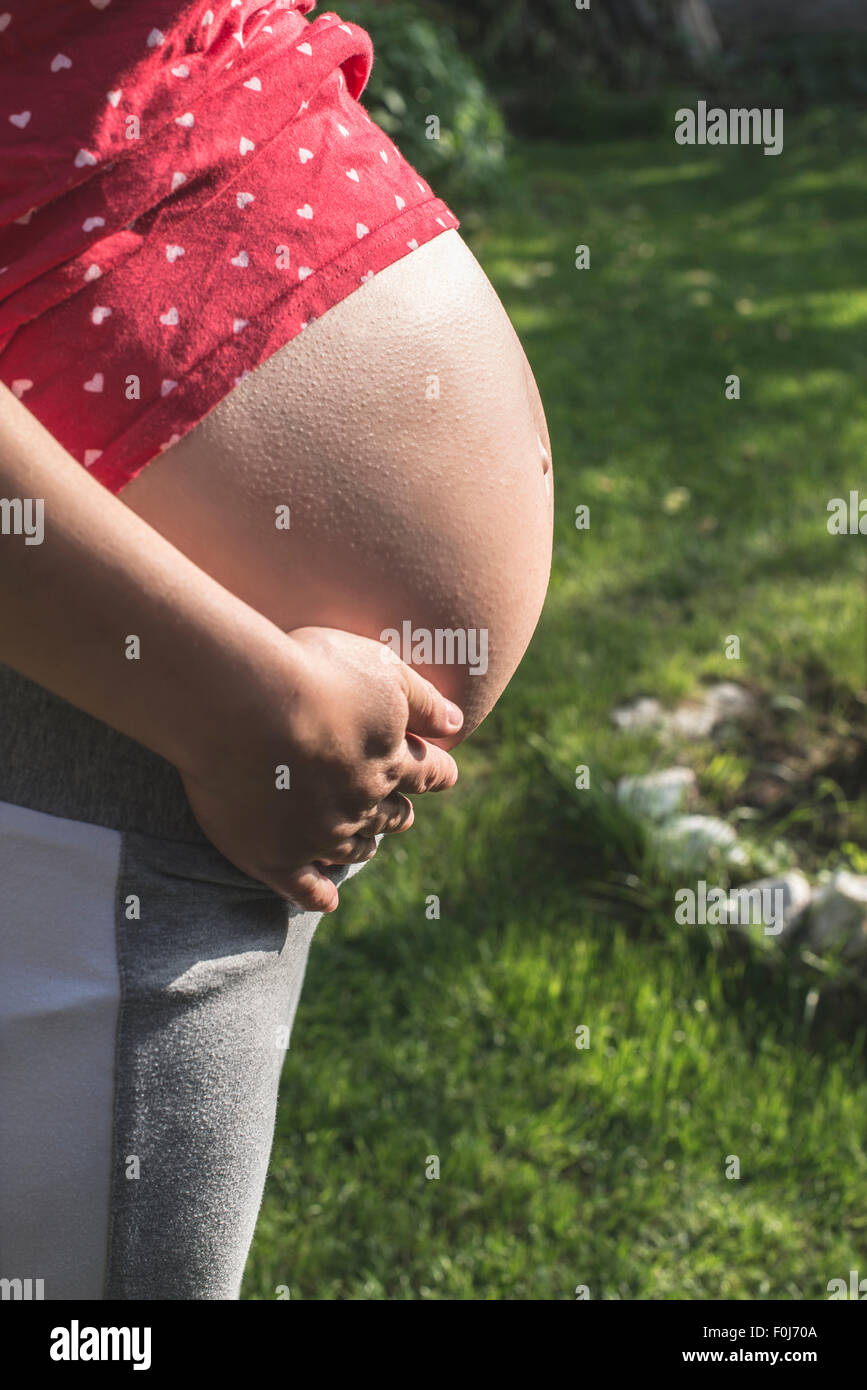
[163,613,309,781]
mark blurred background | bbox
[244,0,867,1299]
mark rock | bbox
[614,684,758,742]
[668,702,717,739]
[704,682,758,720]
[724,871,812,939]
[616,767,696,821]
[667,682,757,740]
[805,872,867,961]
[611,697,664,732]
[652,814,747,875]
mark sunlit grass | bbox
[244,109,867,1301]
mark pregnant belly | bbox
[120,232,553,743]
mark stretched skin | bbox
[121,230,554,747]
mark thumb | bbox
[400,662,464,740]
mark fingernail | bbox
[445,700,464,729]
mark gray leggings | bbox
[0,665,370,1300]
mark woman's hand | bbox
[179,626,463,913]
[0,385,461,918]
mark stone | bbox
[611,697,664,731]
[805,872,867,960]
[613,683,757,742]
[703,682,757,720]
[616,767,697,821]
[724,871,812,939]
[668,701,717,739]
[668,682,756,739]
[652,814,747,875]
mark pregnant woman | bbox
[0,1,552,1299]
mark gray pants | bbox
[0,665,369,1300]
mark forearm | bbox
[0,381,295,773]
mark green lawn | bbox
[242,111,867,1300]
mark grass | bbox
[242,108,867,1300]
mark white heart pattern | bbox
[0,15,12,34]
[232,318,248,334]
[106,89,122,106]
[11,380,33,399]
[14,208,35,225]
[298,266,313,280]
[171,64,190,78]
[159,307,179,326]
[297,203,313,219]
[395,194,405,209]
[298,147,313,163]
[147,28,164,47]
[170,171,187,192]
[83,373,104,392]
[175,112,194,128]
[84,264,102,281]
[161,379,177,396]
[202,9,214,24]
[296,42,312,55]
[9,112,31,129]
[84,450,103,467]
[239,136,255,155]
[356,223,369,238]
[91,305,111,324]
[230,250,249,268]
[360,270,375,284]
[82,216,105,232]
[243,76,262,91]
[346,168,359,182]
[74,149,97,168]
[406,239,419,250]
[165,244,185,262]
[236,191,254,208]
[51,53,72,72]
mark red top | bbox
[0,1,458,490]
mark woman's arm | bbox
[0,381,462,909]
[0,380,300,772]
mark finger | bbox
[360,792,414,836]
[314,834,379,867]
[400,663,464,740]
[394,732,459,795]
[278,865,339,914]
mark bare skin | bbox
[0,231,551,911]
[121,230,554,747]
[0,380,464,912]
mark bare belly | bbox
[120,231,553,744]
